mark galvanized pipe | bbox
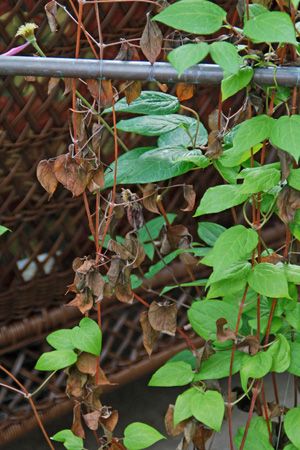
[1,56,300,86]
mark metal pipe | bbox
[1,56,300,86]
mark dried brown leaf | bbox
[115,40,140,61]
[115,266,134,304]
[216,318,236,342]
[192,425,213,450]
[165,405,187,437]
[278,148,294,182]
[208,109,224,131]
[36,159,58,197]
[72,403,85,439]
[237,335,260,355]
[142,184,160,214]
[87,79,114,108]
[88,167,105,193]
[181,185,196,212]
[53,154,90,197]
[76,353,98,376]
[277,186,300,223]
[100,408,119,432]
[63,78,72,95]
[148,301,177,336]
[45,0,58,32]
[83,410,101,431]
[125,81,142,105]
[66,367,87,398]
[206,130,223,159]
[176,83,194,102]
[72,292,94,314]
[140,311,159,356]
[48,77,60,95]
[140,13,163,64]
[107,256,123,287]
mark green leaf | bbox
[248,263,290,298]
[168,42,209,75]
[51,429,84,450]
[158,118,208,148]
[284,407,300,449]
[207,261,251,286]
[230,115,275,154]
[168,350,196,369]
[207,276,247,299]
[137,214,176,246]
[161,278,208,295]
[288,168,300,190]
[288,342,300,376]
[283,445,299,450]
[214,159,239,183]
[201,225,258,271]
[244,11,297,44]
[174,387,197,425]
[0,225,11,235]
[286,303,300,331]
[104,91,179,115]
[197,222,226,246]
[175,149,210,168]
[222,67,253,101]
[35,350,77,371]
[124,423,165,450]
[46,329,75,350]
[116,114,193,136]
[266,334,290,373]
[240,351,272,392]
[193,350,245,381]
[235,417,274,450]
[220,143,262,168]
[72,317,102,356]
[210,41,241,75]
[188,299,242,340]
[148,361,194,387]
[247,4,268,20]
[190,390,225,432]
[238,166,280,194]
[270,115,300,162]
[104,146,199,188]
[194,185,249,217]
[153,0,226,35]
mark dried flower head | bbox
[16,23,38,41]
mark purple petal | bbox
[1,42,30,57]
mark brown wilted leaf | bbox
[216,318,236,342]
[157,81,168,93]
[53,154,90,197]
[87,79,114,107]
[83,410,101,431]
[92,366,116,387]
[208,109,224,131]
[107,256,123,286]
[63,78,72,95]
[87,270,105,302]
[192,425,213,450]
[142,184,160,214]
[85,385,103,410]
[71,292,94,314]
[76,353,98,376]
[277,186,300,223]
[45,0,58,32]
[238,335,260,355]
[92,123,103,153]
[160,224,191,254]
[36,159,58,197]
[206,130,223,159]
[140,12,163,64]
[66,367,87,398]
[260,252,285,264]
[88,167,105,193]
[278,148,294,182]
[125,81,142,105]
[109,441,126,450]
[181,185,196,212]
[115,40,140,61]
[165,405,187,436]
[100,408,119,432]
[176,83,194,102]
[109,234,145,268]
[72,403,85,439]
[115,266,134,304]
[140,311,159,356]
[148,301,177,336]
[48,77,60,95]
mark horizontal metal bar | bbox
[1,56,300,87]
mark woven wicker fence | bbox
[0,0,287,445]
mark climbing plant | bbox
[3,0,300,449]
